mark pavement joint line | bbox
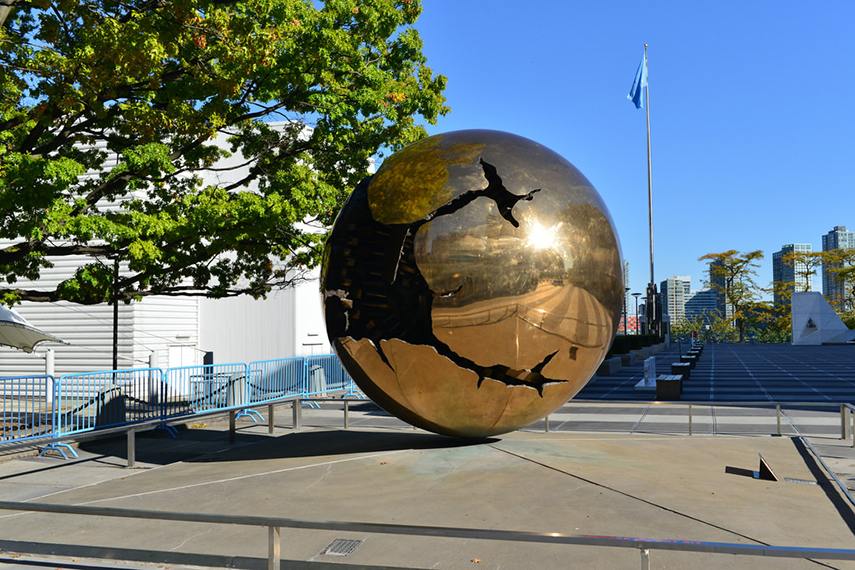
[0,454,177,522]
[75,449,411,507]
[484,444,795,553]
[629,405,650,434]
[0,424,326,520]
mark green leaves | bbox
[0,0,447,304]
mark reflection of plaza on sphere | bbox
[322,130,624,437]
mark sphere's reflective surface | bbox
[322,130,623,437]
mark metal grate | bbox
[322,538,362,557]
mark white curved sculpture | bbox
[791,292,855,345]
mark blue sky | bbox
[413,1,855,297]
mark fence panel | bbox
[0,375,54,444]
[163,363,251,418]
[55,368,164,436]
[246,357,305,405]
[304,354,354,397]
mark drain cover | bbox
[322,538,362,557]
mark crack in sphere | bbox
[321,129,624,438]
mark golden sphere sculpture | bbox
[322,130,623,437]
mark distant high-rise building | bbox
[772,243,812,306]
[821,226,855,308]
[660,275,691,324]
[685,289,719,323]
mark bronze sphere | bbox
[322,130,623,437]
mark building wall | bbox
[198,275,329,364]
[134,296,201,370]
[772,243,812,306]
[660,275,691,324]
[685,289,719,323]
[822,226,855,308]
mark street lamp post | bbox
[623,287,630,335]
[632,292,642,335]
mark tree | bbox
[0,0,447,305]
[669,315,703,343]
[782,250,823,292]
[742,300,790,344]
[699,249,764,343]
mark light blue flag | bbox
[627,53,648,109]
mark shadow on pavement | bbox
[77,427,494,466]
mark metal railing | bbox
[562,399,851,438]
[0,500,853,570]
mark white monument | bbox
[791,291,855,345]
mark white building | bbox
[0,128,330,377]
[660,275,692,324]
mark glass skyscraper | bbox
[821,226,855,308]
[772,243,812,306]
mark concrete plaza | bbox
[0,413,853,569]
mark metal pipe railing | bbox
[0,500,853,570]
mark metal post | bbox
[544,415,550,433]
[292,399,301,430]
[229,410,236,443]
[776,404,782,436]
[344,400,349,430]
[268,404,275,435]
[112,257,120,372]
[640,548,651,570]
[842,404,848,440]
[267,526,281,570]
[688,404,692,436]
[127,429,135,469]
[45,348,55,411]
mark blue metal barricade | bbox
[246,357,304,405]
[0,375,54,444]
[54,368,164,436]
[162,363,251,418]
[304,354,354,397]
[1,354,363,453]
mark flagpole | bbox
[644,43,654,287]
[642,42,658,337]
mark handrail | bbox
[0,500,853,570]
[798,435,855,510]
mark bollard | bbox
[344,400,349,430]
[688,404,692,436]
[849,410,855,447]
[268,404,275,435]
[127,429,135,469]
[229,410,236,443]
[268,526,281,570]
[776,404,782,436]
[640,548,651,570]
[842,405,849,440]
[850,408,854,449]
[544,414,550,433]
[292,399,302,430]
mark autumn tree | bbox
[699,249,764,343]
[0,0,447,305]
